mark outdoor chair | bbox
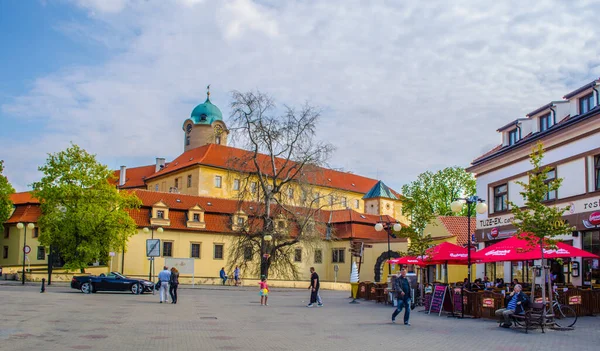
[510,302,546,334]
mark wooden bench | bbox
[511,302,546,334]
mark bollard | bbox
[41,278,46,293]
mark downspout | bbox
[593,85,599,108]
[516,122,522,140]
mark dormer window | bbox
[508,129,520,146]
[232,211,248,231]
[187,204,205,229]
[215,135,221,145]
[579,92,594,114]
[237,217,245,226]
[151,201,171,226]
[539,113,553,132]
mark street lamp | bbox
[374,221,402,275]
[143,226,163,281]
[16,222,35,285]
[450,196,487,286]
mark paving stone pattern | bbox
[0,283,598,350]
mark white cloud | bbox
[2,0,600,192]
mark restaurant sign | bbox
[568,295,582,305]
[482,298,494,308]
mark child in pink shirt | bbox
[259,277,269,306]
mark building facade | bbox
[467,78,600,287]
[1,91,410,285]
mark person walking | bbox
[234,266,240,286]
[158,266,171,304]
[169,267,179,304]
[259,276,269,306]
[220,267,228,285]
[391,268,412,325]
[307,267,320,307]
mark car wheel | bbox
[131,283,141,295]
[81,282,92,294]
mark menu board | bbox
[453,288,462,313]
[428,285,447,315]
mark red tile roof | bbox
[9,192,39,204]
[141,144,399,195]
[437,216,475,246]
[6,205,42,224]
[113,165,156,189]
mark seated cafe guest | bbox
[483,276,493,290]
[495,284,529,328]
[462,278,470,290]
[495,278,505,289]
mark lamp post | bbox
[450,196,488,286]
[16,222,35,285]
[374,221,402,275]
[143,226,163,281]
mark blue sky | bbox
[1,0,599,192]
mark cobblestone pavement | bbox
[0,283,598,351]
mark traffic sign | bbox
[23,245,31,254]
[146,239,160,257]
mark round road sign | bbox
[23,245,31,254]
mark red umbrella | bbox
[387,256,427,266]
[424,242,469,265]
[471,233,599,263]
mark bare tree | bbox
[226,90,336,279]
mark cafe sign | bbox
[482,298,494,308]
[568,295,582,305]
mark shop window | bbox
[582,231,600,285]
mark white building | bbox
[467,78,600,287]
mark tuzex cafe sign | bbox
[476,195,600,242]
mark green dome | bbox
[190,97,223,125]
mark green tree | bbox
[32,144,141,271]
[401,166,476,230]
[0,160,16,229]
[509,143,573,317]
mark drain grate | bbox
[200,317,218,320]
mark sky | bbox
[1,0,600,193]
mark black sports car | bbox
[71,272,154,294]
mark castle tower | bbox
[362,180,398,217]
[182,86,229,152]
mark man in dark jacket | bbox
[391,268,412,325]
[495,284,529,327]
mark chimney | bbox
[119,166,126,187]
[155,158,166,173]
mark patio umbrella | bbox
[470,234,599,263]
[386,256,427,266]
[424,242,470,283]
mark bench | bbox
[510,302,546,334]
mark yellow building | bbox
[1,91,410,286]
[422,216,475,284]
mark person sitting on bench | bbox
[495,284,529,328]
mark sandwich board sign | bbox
[146,239,160,257]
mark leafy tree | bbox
[401,166,476,228]
[0,160,15,229]
[509,143,573,317]
[32,144,141,271]
[226,90,335,279]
